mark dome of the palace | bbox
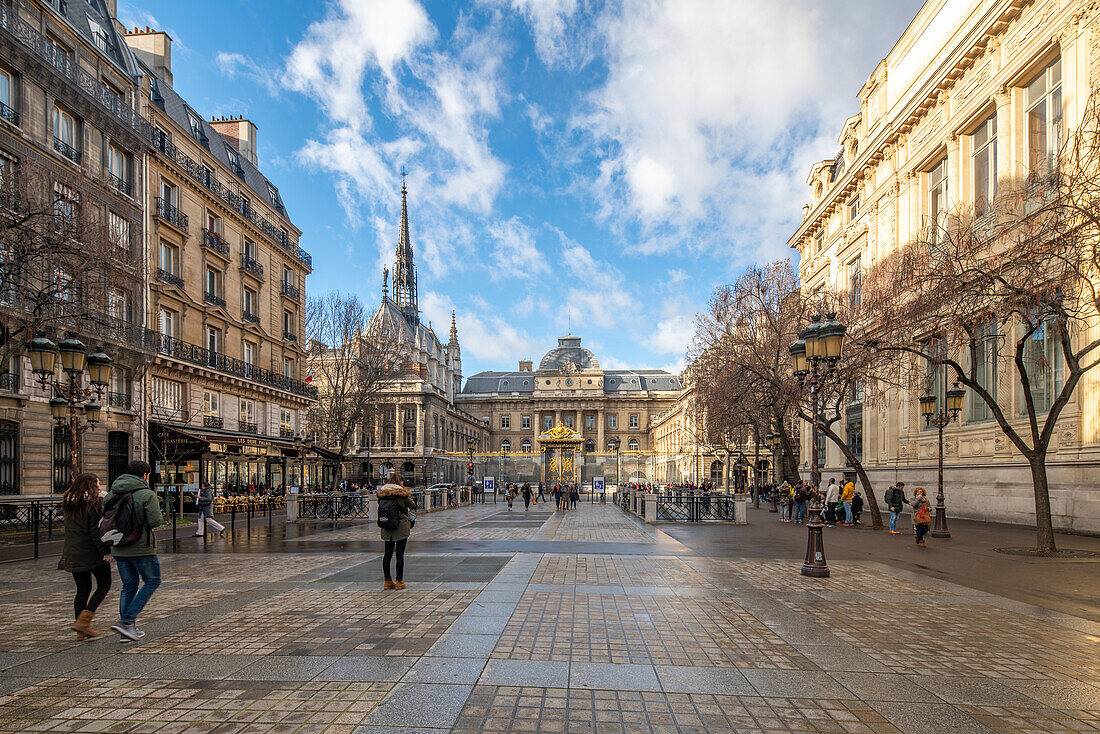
[539,335,600,371]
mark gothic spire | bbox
[449,311,458,344]
[392,170,418,324]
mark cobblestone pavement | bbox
[0,501,1097,733]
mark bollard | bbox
[268,500,273,529]
[231,505,236,533]
[32,502,40,560]
[801,499,830,577]
[247,502,252,532]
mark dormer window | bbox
[225,143,244,177]
[186,110,202,141]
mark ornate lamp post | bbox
[918,378,965,538]
[29,336,112,486]
[608,436,621,487]
[294,434,313,493]
[789,312,847,578]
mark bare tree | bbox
[863,92,1100,553]
[305,292,410,490]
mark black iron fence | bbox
[298,493,370,520]
[0,498,65,561]
[655,492,739,522]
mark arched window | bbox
[520,439,532,453]
[500,440,511,453]
[628,438,639,451]
[710,460,723,481]
[583,439,595,453]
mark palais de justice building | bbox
[457,338,682,483]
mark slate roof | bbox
[139,62,293,227]
[538,335,599,371]
[460,369,681,395]
[54,0,142,79]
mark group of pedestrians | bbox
[553,482,579,511]
[60,461,164,643]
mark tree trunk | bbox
[815,420,883,528]
[1029,453,1057,553]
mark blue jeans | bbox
[115,555,161,624]
[843,501,853,524]
[889,510,900,531]
[794,501,808,523]
[779,504,789,520]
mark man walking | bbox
[107,461,162,642]
[536,481,546,503]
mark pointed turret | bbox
[448,311,458,345]
[392,172,418,325]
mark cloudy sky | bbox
[123,0,922,376]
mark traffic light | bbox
[466,462,474,477]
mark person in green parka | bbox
[61,473,112,640]
[105,461,163,642]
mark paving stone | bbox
[798,643,894,673]
[569,662,661,691]
[426,633,499,658]
[145,653,255,679]
[1004,678,1100,709]
[316,656,415,682]
[233,654,341,680]
[742,668,859,698]
[654,664,755,694]
[0,652,113,677]
[829,671,940,702]
[916,675,1049,706]
[403,656,487,684]
[479,659,569,687]
[447,614,510,635]
[869,701,996,734]
[74,652,187,678]
[360,682,473,729]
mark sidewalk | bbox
[0,501,1095,732]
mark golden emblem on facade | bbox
[539,423,582,441]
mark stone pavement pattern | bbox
[0,502,1096,732]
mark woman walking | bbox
[521,482,532,511]
[377,472,417,589]
[194,482,225,536]
[60,473,112,639]
[911,487,932,547]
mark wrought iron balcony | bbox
[0,371,19,393]
[107,391,131,410]
[239,421,258,434]
[152,405,189,422]
[204,291,226,309]
[202,229,230,257]
[203,415,223,429]
[154,197,188,232]
[108,172,131,196]
[156,268,184,288]
[240,256,264,280]
[53,137,81,164]
[243,311,260,325]
[151,332,317,399]
[283,331,297,343]
[0,100,19,127]
[279,427,295,439]
[281,281,301,301]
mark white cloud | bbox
[643,297,696,358]
[215,52,279,94]
[555,233,637,330]
[422,291,539,363]
[482,0,581,66]
[488,217,549,280]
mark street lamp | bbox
[29,335,113,485]
[918,377,965,538]
[608,436,621,487]
[790,312,847,578]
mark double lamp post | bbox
[919,367,965,538]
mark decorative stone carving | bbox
[969,438,985,456]
[955,61,991,104]
[1059,427,1078,448]
[913,112,944,150]
[1007,0,1056,56]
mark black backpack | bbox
[98,492,144,547]
[377,497,402,530]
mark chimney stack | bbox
[209,115,259,169]
[123,27,172,86]
[519,360,533,372]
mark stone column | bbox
[597,409,605,452]
[554,409,561,427]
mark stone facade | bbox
[787,0,1100,531]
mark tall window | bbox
[972,115,997,218]
[152,377,183,413]
[847,255,862,307]
[186,110,202,140]
[53,182,77,220]
[203,391,220,419]
[628,438,639,451]
[283,311,294,337]
[847,194,860,221]
[521,439,532,453]
[157,307,177,338]
[206,326,220,354]
[206,212,220,233]
[109,367,129,402]
[243,239,256,261]
[629,414,639,428]
[969,322,998,422]
[239,398,256,427]
[160,180,177,207]
[108,211,130,251]
[608,414,618,429]
[159,242,178,275]
[242,288,255,317]
[500,440,511,453]
[205,267,221,299]
[1026,57,1063,178]
[584,414,594,430]
[108,144,127,189]
[107,287,129,321]
[52,106,76,147]
[564,415,574,428]
[928,157,948,239]
[500,415,510,429]
[281,409,293,434]
[0,69,14,122]
[542,416,552,430]
[0,421,17,495]
[813,231,823,257]
[243,341,256,366]
[283,357,292,378]
[1021,315,1064,415]
[282,267,294,288]
[522,416,531,429]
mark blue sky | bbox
[124,0,922,376]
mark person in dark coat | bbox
[378,472,417,589]
[60,473,111,639]
[521,482,532,510]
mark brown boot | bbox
[384,580,396,590]
[394,581,407,590]
[72,610,99,639]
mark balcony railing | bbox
[202,229,230,257]
[243,311,260,325]
[0,100,19,127]
[107,172,131,196]
[156,268,184,288]
[0,372,19,393]
[204,292,226,309]
[154,197,188,232]
[279,427,295,439]
[151,332,317,399]
[106,391,131,410]
[281,281,301,301]
[203,415,223,429]
[0,6,152,142]
[283,331,297,343]
[152,405,189,422]
[239,421,257,434]
[150,129,311,268]
[239,255,264,280]
[53,137,81,164]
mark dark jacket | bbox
[61,504,109,572]
[885,486,907,511]
[105,474,163,558]
[197,486,214,508]
[378,483,417,542]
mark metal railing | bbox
[53,137,81,164]
[203,291,226,309]
[238,421,257,434]
[655,492,739,522]
[281,281,300,301]
[0,499,66,561]
[240,256,264,279]
[151,332,317,399]
[202,228,231,257]
[0,372,19,393]
[283,331,297,343]
[108,172,131,196]
[156,268,184,288]
[154,197,189,231]
[203,415,223,429]
[0,100,19,127]
[298,493,370,520]
[151,129,311,268]
[107,391,131,410]
[279,427,294,438]
[243,311,260,325]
